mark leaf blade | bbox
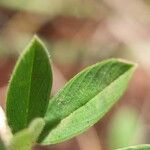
[6,36,52,134]
[40,59,136,144]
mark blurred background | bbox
[0,0,150,150]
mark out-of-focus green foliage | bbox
[108,107,142,149]
[116,144,150,150]
[0,137,6,150]
[0,0,100,17]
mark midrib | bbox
[25,49,35,127]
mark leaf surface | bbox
[6,36,52,134]
[40,59,136,144]
[115,145,150,150]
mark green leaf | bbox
[11,129,33,150]
[6,36,52,134]
[28,118,45,141]
[40,59,136,144]
[0,137,6,150]
[108,107,140,149]
[115,145,150,150]
[10,118,45,150]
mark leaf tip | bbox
[31,35,44,48]
[31,35,51,59]
[117,58,138,68]
[32,35,41,43]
